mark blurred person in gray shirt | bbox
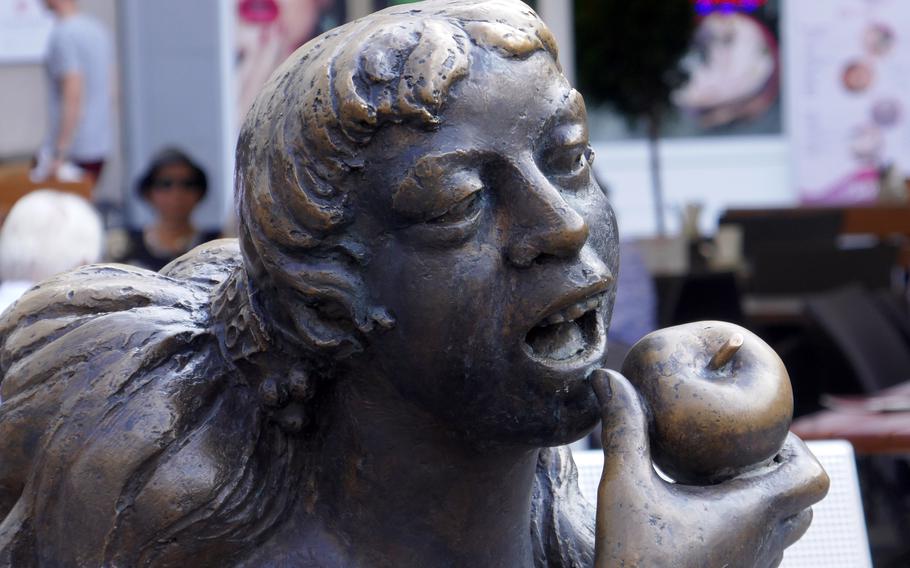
[33,0,112,187]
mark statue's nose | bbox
[505,161,589,267]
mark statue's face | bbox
[353,51,618,447]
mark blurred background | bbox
[1,0,909,565]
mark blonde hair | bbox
[0,189,103,282]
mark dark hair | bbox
[137,147,208,200]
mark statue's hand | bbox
[591,370,829,568]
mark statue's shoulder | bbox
[0,239,265,567]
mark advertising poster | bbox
[674,0,781,134]
[787,0,910,204]
[234,0,344,127]
[0,0,53,64]
[580,0,782,140]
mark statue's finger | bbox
[590,367,613,405]
[592,369,653,477]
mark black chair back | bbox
[806,286,910,394]
[750,245,899,296]
[719,209,843,260]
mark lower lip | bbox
[521,310,607,372]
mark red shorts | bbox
[75,160,105,182]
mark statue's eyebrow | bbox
[551,122,587,148]
[392,150,483,220]
[536,88,587,147]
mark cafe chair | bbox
[873,289,910,347]
[571,440,873,568]
[778,440,873,568]
[805,285,910,394]
[657,270,744,328]
[749,244,898,297]
[719,209,843,262]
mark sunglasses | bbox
[151,178,203,191]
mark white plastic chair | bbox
[779,440,872,567]
[571,439,872,568]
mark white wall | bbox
[0,65,46,157]
[119,0,234,231]
[538,0,575,86]
[594,136,796,239]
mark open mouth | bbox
[523,293,606,366]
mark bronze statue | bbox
[0,1,827,566]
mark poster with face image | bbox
[577,0,782,140]
[235,0,344,128]
[673,1,781,133]
[787,0,910,204]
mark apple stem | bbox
[708,333,744,370]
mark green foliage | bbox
[575,0,695,127]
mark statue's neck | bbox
[301,374,540,567]
[212,272,541,566]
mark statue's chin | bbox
[449,389,602,450]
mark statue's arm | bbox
[591,371,829,568]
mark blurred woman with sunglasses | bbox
[113,148,221,271]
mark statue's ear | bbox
[287,260,393,358]
[249,238,394,359]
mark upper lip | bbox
[531,279,612,329]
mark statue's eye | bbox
[542,143,593,187]
[428,191,483,225]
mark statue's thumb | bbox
[591,369,653,476]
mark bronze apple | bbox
[621,321,793,485]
